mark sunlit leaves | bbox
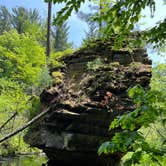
[48,0,165,48]
[45,0,86,25]
[98,63,166,164]
[98,131,144,155]
[0,30,46,86]
[143,18,166,48]
[0,78,30,114]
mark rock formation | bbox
[25,40,152,166]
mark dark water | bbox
[0,155,47,166]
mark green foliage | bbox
[27,96,41,120]
[0,6,11,34]
[0,30,51,155]
[52,21,73,51]
[98,63,166,165]
[0,155,47,165]
[0,6,47,45]
[45,0,85,25]
[0,30,46,86]
[87,58,104,71]
[143,18,166,48]
[11,7,41,34]
[48,0,165,48]
[52,71,64,84]
[37,66,53,92]
[151,63,166,93]
[48,49,73,68]
[77,7,100,39]
[0,78,30,114]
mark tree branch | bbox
[0,107,51,144]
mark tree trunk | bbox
[46,1,52,57]
[99,0,102,32]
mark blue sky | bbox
[0,0,89,47]
[0,0,165,63]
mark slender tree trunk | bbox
[99,0,102,32]
[46,1,52,57]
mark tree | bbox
[11,7,41,34]
[0,6,46,46]
[77,0,111,39]
[49,0,166,48]
[0,6,11,34]
[0,30,46,86]
[46,1,52,57]
[78,8,100,39]
[52,21,72,51]
[0,30,49,154]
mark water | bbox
[0,154,47,166]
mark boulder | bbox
[25,40,152,166]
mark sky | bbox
[0,0,165,63]
[0,0,90,47]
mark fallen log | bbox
[0,107,51,144]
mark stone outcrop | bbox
[25,40,152,166]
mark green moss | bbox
[109,62,120,67]
[51,71,64,84]
[48,49,74,69]
[87,58,104,71]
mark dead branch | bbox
[0,107,51,144]
[0,112,17,131]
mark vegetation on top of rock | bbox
[47,0,166,48]
[48,49,74,69]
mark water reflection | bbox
[0,155,47,166]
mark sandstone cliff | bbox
[25,40,152,166]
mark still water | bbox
[0,155,47,166]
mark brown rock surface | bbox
[25,41,152,166]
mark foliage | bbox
[27,96,41,120]
[77,6,99,39]
[143,18,166,48]
[11,7,41,34]
[0,6,11,34]
[45,0,85,25]
[0,30,51,155]
[0,30,46,86]
[51,71,64,84]
[0,5,47,45]
[98,63,166,165]
[52,21,73,52]
[47,0,166,48]
[37,67,54,92]
[0,78,30,114]
[87,58,104,71]
[0,83,30,155]
[0,154,47,165]
[48,48,73,68]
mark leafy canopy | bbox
[0,30,46,86]
[46,0,166,47]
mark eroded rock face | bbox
[25,42,152,166]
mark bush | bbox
[87,58,104,71]
[0,30,46,86]
[48,49,74,68]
